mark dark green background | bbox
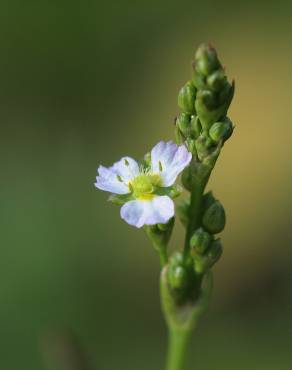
[1,1,292,369]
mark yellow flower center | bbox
[129,173,162,200]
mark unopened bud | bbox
[176,113,191,137]
[194,44,221,76]
[176,198,190,228]
[218,80,235,108]
[181,166,192,191]
[195,90,220,130]
[207,239,223,266]
[209,118,233,143]
[178,82,196,114]
[174,125,184,144]
[195,134,214,161]
[168,252,192,291]
[168,266,188,289]
[207,69,227,91]
[190,115,202,138]
[190,227,212,254]
[202,200,226,234]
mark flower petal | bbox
[95,156,140,194]
[151,141,192,186]
[120,195,174,228]
[111,156,140,182]
[95,165,129,194]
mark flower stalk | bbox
[160,43,234,370]
[94,43,234,370]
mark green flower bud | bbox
[193,254,210,275]
[168,252,194,295]
[174,125,184,144]
[168,266,188,289]
[176,112,191,137]
[190,115,202,138]
[176,197,190,228]
[169,252,184,266]
[195,134,214,161]
[207,69,227,91]
[144,217,175,251]
[193,239,223,274]
[203,191,216,210]
[194,44,221,76]
[192,66,206,90]
[178,82,196,114]
[209,117,233,143]
[181,165,192,191]
[218,80,235,107]
[202,200,226,234]
[195,90,221,130]
[195,81,234,130]
[190,227,212,254]
[207,239,223,266]
[186,138,196,154]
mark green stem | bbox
[158,244,168,267]
[166,328,192,370]
[184,182,204,257]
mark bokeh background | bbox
[1,0,292,369]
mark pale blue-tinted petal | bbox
[111,156,140,182]
[151,141,192,186]
[120,195,174,228]
[95,165,130,194]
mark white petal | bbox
[120,196,174,228]
[94,165,129,194]
[151,141,192,186]
[111,156,140,182]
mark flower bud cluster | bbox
[190,191,225,275]
[170,191,225,299]
[175,43,234,162]
[167,252,196,304]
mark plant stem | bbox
[166,327,192,370]
[184,182,204,257]
[159,244,168,267]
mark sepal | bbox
[155,184,182,199]
[108,193,133,205]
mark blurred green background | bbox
[1,0,292,369]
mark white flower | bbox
[95,141,192,228]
